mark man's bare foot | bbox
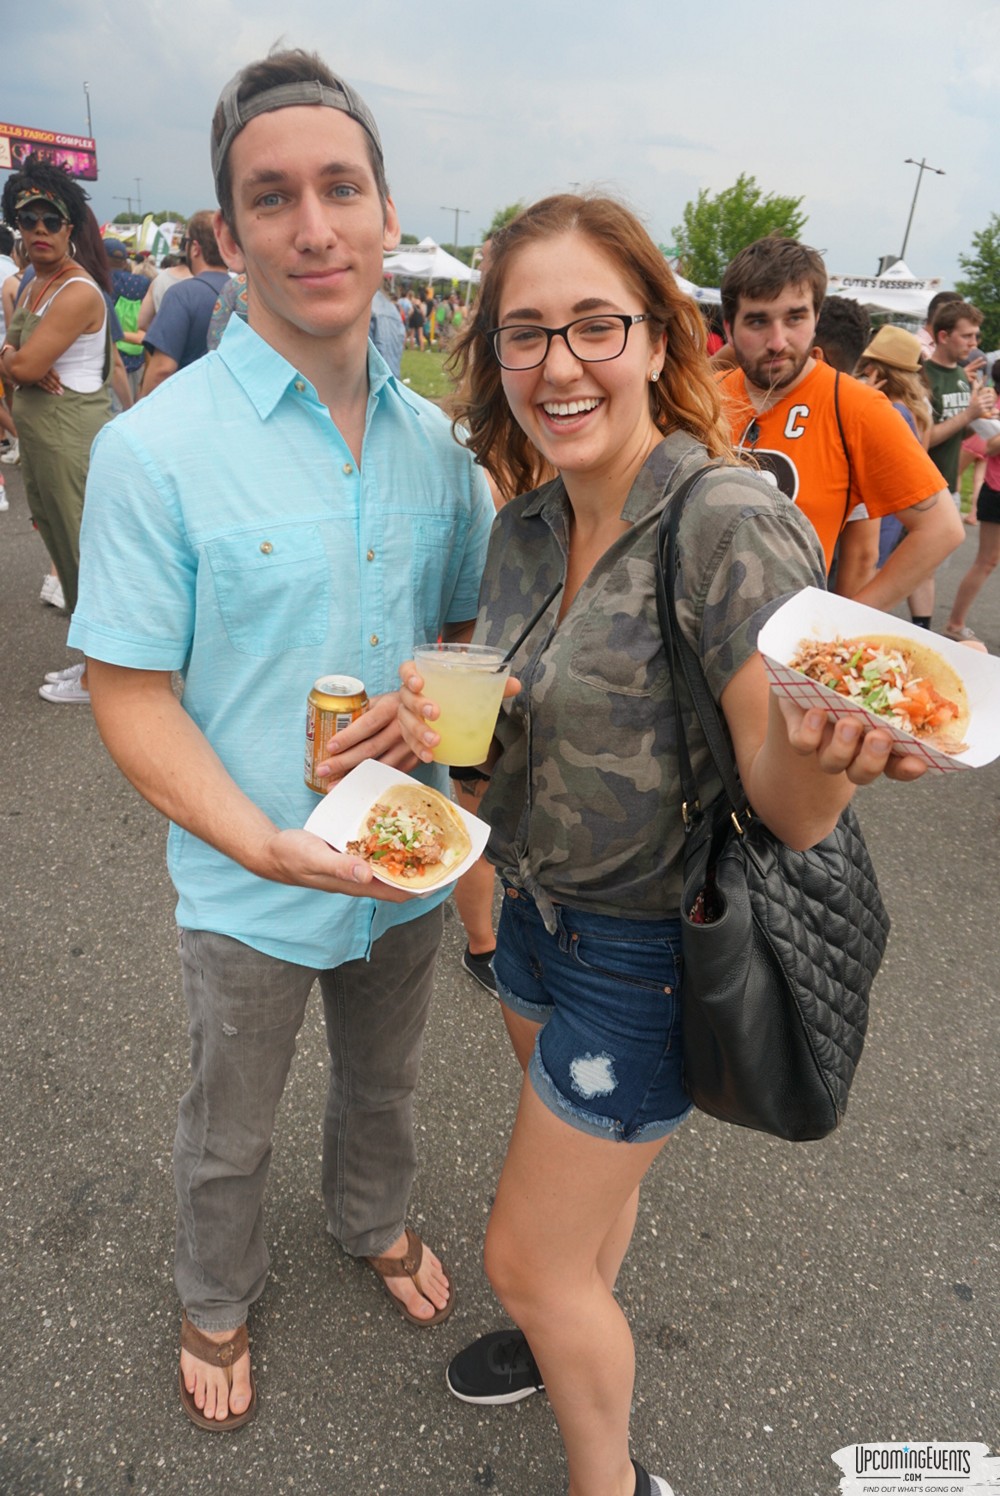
[382,1230,450,1318]
[179,1317,254,1425]
[365,1227,454,1325]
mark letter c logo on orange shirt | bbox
[784,405,810,438]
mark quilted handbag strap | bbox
[654,466,748,822]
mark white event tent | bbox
[667,259,944,319]
[672,269,721,306]
[383,237,480,285]
[825,260,942,318]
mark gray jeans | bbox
[173,907,444,1331]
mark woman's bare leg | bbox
[947,521,1000,630]
[451,778,497,956]
[500,1008,645,1291]
[485,1077,670,1496]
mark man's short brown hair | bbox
[931,299,982,338]
[184,209,225,269]
[721,235,827,327]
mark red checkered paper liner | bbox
[757,587,1000,775]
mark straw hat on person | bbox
[860,325,922,373]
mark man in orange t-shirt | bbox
[718,237,962,610]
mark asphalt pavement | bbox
[1,456,997,1496]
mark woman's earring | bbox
[649,369,660,382]
[69,239,77,258]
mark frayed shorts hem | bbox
[527,1045,694,1144]
[496,977,553,1023]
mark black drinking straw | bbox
[497,581,563,667]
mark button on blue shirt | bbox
[70,314,494,967]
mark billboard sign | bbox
[0,121,98,181]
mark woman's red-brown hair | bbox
[448,193,734,500]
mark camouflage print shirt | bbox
[475,431,825,928]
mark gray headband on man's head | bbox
[211,73,384,195]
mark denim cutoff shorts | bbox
[494,887,693,1143]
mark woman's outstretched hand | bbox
[775,696,928,784]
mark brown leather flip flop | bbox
[365,1226,455,1327]
[178,1311,257,1431]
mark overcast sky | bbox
[5,0,999,283]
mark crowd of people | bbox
[1,45,996,1496]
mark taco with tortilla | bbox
[346,783,472,888]
[789,634,969,754]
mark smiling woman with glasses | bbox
[398,194,928,1496]
[490,313,650,370]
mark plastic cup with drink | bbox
[412,643,511,767]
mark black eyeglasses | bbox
[16,209,67,234]
[488,313,651,371]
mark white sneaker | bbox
[632,1460,677,1496]
[39,574,66,608]
[0,485,7,511]
[38,674,90,705]
[0,439,18,464]
[43,661,85,685]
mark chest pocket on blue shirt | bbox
[205,525,330,657]
[394,515,463,643]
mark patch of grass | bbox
[399,347,456,404]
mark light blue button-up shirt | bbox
[70,315,494,967]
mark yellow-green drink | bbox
[413,643,511,766]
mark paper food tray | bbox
[304,759,490,891]
[757,587,1000,774]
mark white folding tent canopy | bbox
[825,261,943,318]
[668,260,945,318]
[673,270,721,306]
[383,237,481,284]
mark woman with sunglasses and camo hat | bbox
[0,156,115,704]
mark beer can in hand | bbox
[304,675,368,793]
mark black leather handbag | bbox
[655,471,891,1142]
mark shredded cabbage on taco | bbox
[789,634,969,755]
[346,785,471,888]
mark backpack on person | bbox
[114,291,144,359]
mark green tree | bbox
[957,213,1000,351]
[482,201,525,240]
[441,244,475,267]
[672,173,807,288]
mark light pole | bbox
[113,194,134,222]
[440,205,469,254]
[135,178,142,219]
[900,157,945,262]
[83,81,92,138]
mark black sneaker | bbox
[461,945,497,995]
[632,1458,677,1496]
[446,1329,544,1404]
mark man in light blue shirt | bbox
[69,49,492,1431]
